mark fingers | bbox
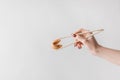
[74,28,84,34]
[74,39,83,49]
[76,34,87,43]
[72,28,90,37]
[72,28,89,49]
[74,41,83,49]
[72,28,93,42]
[72,28,85,37]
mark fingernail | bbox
[72,34,76,37]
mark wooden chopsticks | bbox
[52,29,104,50]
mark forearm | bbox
[73,28,120,65]
[94,45,120,65]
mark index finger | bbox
[72,28,90,37]
[74,28,84,34]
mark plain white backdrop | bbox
[0,0,120,80]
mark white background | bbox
[0,0,120,80]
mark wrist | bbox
[90,44,102,55]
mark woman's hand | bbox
[73,28,120,65]
[73,28,100,54]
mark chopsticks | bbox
[60,29,104,39]
[52,29,104,50]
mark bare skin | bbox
[73,28,120,65]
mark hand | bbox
[73,28,100,54]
